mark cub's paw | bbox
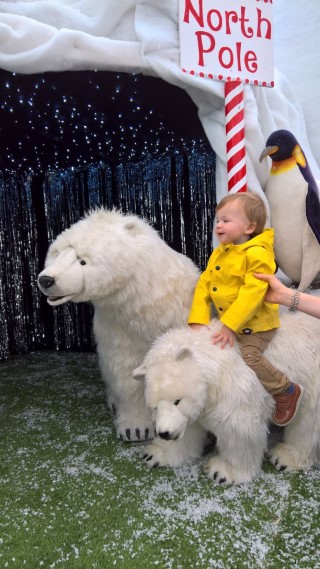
[142,441,172,468]
[204,456,256,485]
[117,421,155,443]
[204,456,234,485]
[268,442,309,472]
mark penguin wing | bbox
[298,160,320,244]
[306,182,320,244]
[298,224,320,291]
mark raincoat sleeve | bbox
[220,247,275,332]
[188,260,214,325]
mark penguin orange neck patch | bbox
[270,157,297,175]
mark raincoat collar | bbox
[219,228,274,253]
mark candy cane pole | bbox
[225,80,247,193]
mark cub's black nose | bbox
[38,275,55,289]
[158,431,172,441]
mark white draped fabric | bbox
[0,0,319,204]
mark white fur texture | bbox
[134,311,320,485]
[38,209,199,441]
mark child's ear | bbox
[245,222,257,235]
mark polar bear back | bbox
[144,310,320,409]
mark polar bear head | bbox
[133,327,221,440]
[38,208,173,306]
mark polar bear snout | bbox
[155,401,188,440]
[38,275,55,289]
[158,430,179,441]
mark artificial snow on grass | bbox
[1,352,319,568]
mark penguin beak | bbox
[259,145,279,162]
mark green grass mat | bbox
[1,352,319,568]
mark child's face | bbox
[214,201,255,245]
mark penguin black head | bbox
[259,129,299,163]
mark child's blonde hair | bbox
[216,191,267,236]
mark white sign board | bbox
[179,0,274,86]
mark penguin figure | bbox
[260,129,320,291]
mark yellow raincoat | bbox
[188,228,280,334]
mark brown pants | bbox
[236,329,291,396]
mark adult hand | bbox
[254,273,286,304]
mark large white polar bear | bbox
[38,209,200,442]
[133,313,320,485]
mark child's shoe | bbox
[272,383,303,426]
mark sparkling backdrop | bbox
[0,69,216,360]
[0,69,212,172]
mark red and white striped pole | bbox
[224,80,247,193]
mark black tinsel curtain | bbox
[0,70,216,361]
[0,153,216,360]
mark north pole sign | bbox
[179,0,274,87]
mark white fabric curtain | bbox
[0,0,319,204]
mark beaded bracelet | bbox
[289,289,300,312]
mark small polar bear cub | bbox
[133,323,273,485]
[133,313,320,485]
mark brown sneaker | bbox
[272,383,303,427]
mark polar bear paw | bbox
[116,420,155,443]
[204,456,257,485]
[268,442,311,472]
[142,438,193,468]
[204,456,235,485]
[142,440,174,468]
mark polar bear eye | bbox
[80,259,86,266]
[174,399,181,406]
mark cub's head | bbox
[133,329,211,440]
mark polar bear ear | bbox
[176,347,193,361]
[132,365,147,381]
[124,220,140,234]
[125,221,135,230]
